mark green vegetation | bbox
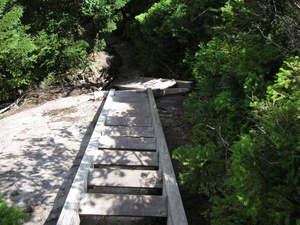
[0,0,128,101]
[127,0,226,78]
[0,193,29,225]
[125,0,300,224]
[1,0,299,223]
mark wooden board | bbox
[93,150,158,167]
[99,136,156,150]
[153,88,190,97]
[107,109,151,118]
[147,89,188,225]
[114,77,176,90]
[101,126,154,137]
[113,95,148,103]
[88,168,162,188]
[113,90,148,102]
[56,90,113,225]
[105,116,152,127]
[109,102,149,110]
[79,194,167,217]
[114,90,148,97]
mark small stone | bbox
[10,190,19,197]
[23,205,34,213]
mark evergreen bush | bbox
[0,193,29,225]
[171,0,300,223]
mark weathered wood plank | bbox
[148,88,188,225]
[114,77,176,90]
[153,88,190,97]
[175,80,193,90]
[109,102,150,111]
[88,168,162,188]
[101,126,154,137]
[114,90,148,97]
[56,90,114,225]
[93,150,158,167]
[79,194,167,217]
[107,110,151,118]
[108,101,150,116]
[108,106,150,117]
[105,116,152,127]
[113,95,148,103]
[99,136,156,150]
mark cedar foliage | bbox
[127,0,226,78]
[0,0,129,101]
[0,193,28,225]
[125,0,300,224]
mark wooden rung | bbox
[101,126,154,137]
[107,110,151,118]
[99,136,156,150]
[88,168,162,188]
[79,194,167,217]
[113,96,148,103]
[114,90,148,97]
[109,102,149,111]
[108,108,150,117]
[87,187,162,195]
[105,116,152,127]
[93,150,158,167]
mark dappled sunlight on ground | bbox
[0,93,104,224]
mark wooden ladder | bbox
[57,89,188,225]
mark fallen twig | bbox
[0,92,27,114]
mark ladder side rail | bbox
[56,90,115,225]
[147,88,188,225]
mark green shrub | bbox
[0,0,37,101]
[173,142,227,196]
[0,0,128,102]
[128,0,226,78]
[172,0,300,223]
[218,56,300,224]
[0,193,29,225]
